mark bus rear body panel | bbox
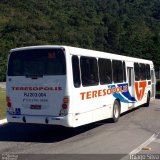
[7,76,65,117]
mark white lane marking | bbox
[154,139,160,143]
[0,118,7,125]
[120,132,160,160]
[129,132,159,155]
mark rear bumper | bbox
[6,112,73,127]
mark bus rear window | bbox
[8,48,66,76]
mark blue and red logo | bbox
[109,81,147,103]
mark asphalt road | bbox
[0,99,160,160]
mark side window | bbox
[123,61,126,82]
[80,56,99,86]
[146,64,151,80]
[134,63,140,81]
[140,63,146,80]
[112,60,123,83]
[72,56,81,88]
[98,58,112,84]
[128,68,132,86]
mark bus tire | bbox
[111,100,120,123]
[144,93,150,107]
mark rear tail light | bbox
[62,96,69,109]
[6,96,12,108]
[60,96,69,116]
[6,96,10,103]
[6,96,14,114]
[62,104,68,109]
[7,102,12,108]
[63,97,69,103]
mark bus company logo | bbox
[109,83,136,103]
[12,86,62,91]
[80,83,129,101]
[112,81,147,103]
[135,81,147,101]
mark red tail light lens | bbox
[62,104,68,109]
[6,96,10,103]
[7,102,12,108]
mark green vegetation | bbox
[0,88,6,119]
[1,0,160,81]
[156,91,160,94]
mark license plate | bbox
[30,105,41,110]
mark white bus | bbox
[6,46,156,127]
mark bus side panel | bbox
[92,103,112,123]
[70,86,114,127]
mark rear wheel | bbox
[144,93,150,107]
[111,100,120,123]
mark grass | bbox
[156,91,160,95]
[0,88,6,120]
